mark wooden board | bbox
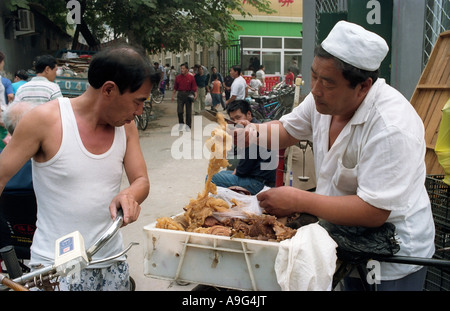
[410,30,450,175]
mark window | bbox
[241,37,261,48]
[263,37,282,49]
[284,52,302,77]
[241,36,302,76]
[285,38,302,49]
[243,50,261,73]
[262,51,281,75]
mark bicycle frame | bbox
[250,98,283,121]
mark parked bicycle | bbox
[151,82,164,104]
[249,82,295,122]
[135,98,153,130]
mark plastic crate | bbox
[425,175,450,227]
[424,267,450,291]
[143,217,282,291]
[424,175,450,291]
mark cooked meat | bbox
[156,113,297,242]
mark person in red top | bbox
[285,68,295,86]
[172,63,197,131]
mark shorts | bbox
[32,261,131,291]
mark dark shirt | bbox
[235,118,276,185]
[207,72,224,84]
[0,148,33,193]
[195,74,209,88]
[224,75,234,88]
[174,73,197,92]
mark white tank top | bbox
[30,97,127,268]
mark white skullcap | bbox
[321,20,389,71]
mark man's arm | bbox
[109,122,150,225]
[225,95,236,106]
[172,75,179,100]
[233,120,299,151]
[0,105,50,195]
[257,187,390,227]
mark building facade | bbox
[153,0,303,81]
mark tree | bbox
[6,0,275,52]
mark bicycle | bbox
[150,83,164,104]
[249,82,295,122]
[134,98,153,130]
[0,209,138,291]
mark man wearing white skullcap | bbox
[234,21,435,291]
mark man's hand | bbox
[109,193,141,226]
[257,186,301,217]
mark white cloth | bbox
[321,20,389,71]
[230,75,247,100]
[279,78,435,280]
[275,223,337,291]
[31,97,127,268]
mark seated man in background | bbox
[211,100,276,195]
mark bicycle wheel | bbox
[140,109,149,130]
[152,90,164,104]
[136,108,149,130]
[252,108,265,122]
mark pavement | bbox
[120,92,219,291]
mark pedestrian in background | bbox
[210,74,222,112]
[12,69,29,94]
[285,68,295,86]
[256,64,266,88]
[168,65,177,91]
[14,54,62,104]
[248,72,262,97]
[207,66,224,108]
[172,63,197,131]
[223,70,234,103]
[225,65,247,107]
[194,65,208,115]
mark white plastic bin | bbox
[143,219,282,291]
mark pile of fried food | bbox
[155,113,299,242]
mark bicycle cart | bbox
[143,175,450,291]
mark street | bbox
[120,93,217,291]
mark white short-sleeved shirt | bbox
[280,79,435,280]
[14,76,62,104]
[230,76,247,100]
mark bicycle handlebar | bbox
[0,209,135,291]
[86,209,123,260]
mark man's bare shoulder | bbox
[18,99,61,133]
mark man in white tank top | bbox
[0,45,159,291]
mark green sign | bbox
[347,0,393,83]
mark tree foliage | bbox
[6,0,275,52]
